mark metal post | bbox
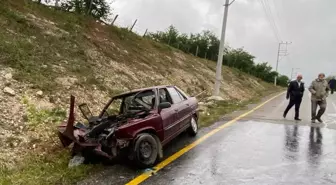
[213,0,230,96]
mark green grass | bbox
[0,150,98,185]
[199,89,281,127]
[22,96,67,128]
[199,100,244,127]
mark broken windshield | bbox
[103,90,156,117]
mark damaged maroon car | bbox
[58,85,199,168]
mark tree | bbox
[61,0,110,19]
[146,25,288,85]
[277,75,290,87]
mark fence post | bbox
[143,29,148,37]
[195,45,199,57]
[129,19,138,32]
[87,0,93,14]
[111,14,119,25]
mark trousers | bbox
[311,100,327,120]
[284,98,302,119]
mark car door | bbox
[158,88,179,141]
[166,87,190,131]
[174,87,192,129]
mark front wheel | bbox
[187,116,198,136]
[132,133,158,168]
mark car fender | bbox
[133,126,157,138]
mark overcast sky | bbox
[110,0,335,83]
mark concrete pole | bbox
[274,41,291,86]
[213,0,230,96]
[274,42,281,86]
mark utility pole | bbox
[290,68,300,80]
[274,41,291,86]
[213,0,234,96]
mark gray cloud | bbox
[112,0,335,83]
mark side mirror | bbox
[158,102,171,113]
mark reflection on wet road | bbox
[78,92,336,185]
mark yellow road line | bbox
[126,91,286,185]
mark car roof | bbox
[113,85,175,98]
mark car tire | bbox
[188,116,198,136]
[133,133,158,168]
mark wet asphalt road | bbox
[78,91,336,185]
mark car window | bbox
[176,88,187,100]
[159,88,173,104]
[107,98,122,115]
[129,90,156,111]
[167,87,184,104]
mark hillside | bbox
[0,0,282,184]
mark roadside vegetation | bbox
[0,0,284,184]
[147,26,290,86]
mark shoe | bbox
[295,118,302,121]
[317,118,323,123]
[283,113,286,118]
[311,120,316,123]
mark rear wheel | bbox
[133,133,158,168]
[188,116,198,136]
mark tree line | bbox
[146,25,289,86]
[36,0,111,19]
[35,0,289,87]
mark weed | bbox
[22,97,66,128]
[0,150,98,185]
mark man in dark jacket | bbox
[283,74,305,121]
[329,77,336,94]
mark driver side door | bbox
[158,88,180,143]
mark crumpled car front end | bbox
[57,96,119,165]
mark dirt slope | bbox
[0,0,279,171]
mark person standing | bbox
[283,74,304,121]
[308,73,330,123]
[328,76,336,94]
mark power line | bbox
[264,0,281,38]
[262,0,281,41]
[269,0,282,25]
[259,0,281,41]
